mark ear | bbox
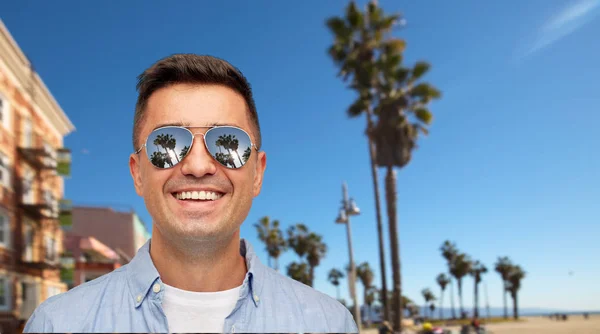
[129,154,144,197]
[252,151,267,197]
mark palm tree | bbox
[326,1,393,322]
[450,253,472,318]
[179,146,190,161]
[495,256,513,319]
[506,265,526,320]
[217,134,239,168]
[150,151,167,168]
[356,262,375,324]
[215,137,224,153]
[153,134,173,167]
[327,5,441,329]
[421,288,435,319]
[287,224,326,286]
[305,232,327,286]
[364,286,377,327]
[227,135,244,166]
[469,260,488,318]
[164,134,180,163]
[242,146,252,163]
[440,240,458,319]
[436,273,450,320]
[287,223,310,257]
[286,262,311,286]
[328,268,345,300]
[254,216,287,270]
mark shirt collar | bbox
[126,238,266,308]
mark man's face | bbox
[129,84,266,244]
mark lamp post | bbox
[335,182,361,331]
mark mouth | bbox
[171,190,225,201]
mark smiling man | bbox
[24,54,358,333]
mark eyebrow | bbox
[151,122,239,131]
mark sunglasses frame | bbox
[134,125,259,169]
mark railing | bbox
[19,182,59,220]
[17,143,58,171]
[20,245,60,270]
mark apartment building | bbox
[0,20,74,333]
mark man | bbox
[24,54,358,333]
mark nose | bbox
[179,134,218,177]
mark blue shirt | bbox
[24,239,358,333]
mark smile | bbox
[173,190,224,201]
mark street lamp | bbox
[335,182,361,332]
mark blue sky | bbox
[2,0,599,312]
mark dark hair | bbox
[133,54,260,151]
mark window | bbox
[22,220,33,261]
[0,211,9,248]
[0,94,10,130]
[22,118,32,148]
[0,276,9,310]
[22,169,34,204]
[43,142,57,169]
[45,236,57,263]
[0,152,9,188]
[44,189,57,217]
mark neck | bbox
[149,227,247,292]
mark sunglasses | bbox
[135,125,259,169]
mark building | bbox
[61,234,123,289]
[0,20,75,333]
[70,206,150,261]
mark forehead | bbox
[143,83,251,133]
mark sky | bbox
[1,0,599,312]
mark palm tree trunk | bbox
[366,111,390,323]
[267,256,271,268]
[450,276,456,319]
[336,285,340,300]
[274,257,279,271]
[503,282,508,319]
[439,288,444,319]
[161,146,173,167]
[309,266,314,287]
[171,148,180,162]
[513,293,519,320]
[234,150,244,166]
[474,281,479,318]
[385,167,402,332]
[458,278,464,318]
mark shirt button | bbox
[153,283,161,293]
[136,295,142,303]
[253,294,259,302]
[231,325,236,333]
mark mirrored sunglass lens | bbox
[205,127,252,168]
[146,127,193,168]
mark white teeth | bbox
[175,190,222,201]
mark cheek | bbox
[225,169,253,194]
[141,165,168,195]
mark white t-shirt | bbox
[162,283,242,333]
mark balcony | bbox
[19,183,59,220]
[20,196,58,220]
[18,144,71,176]
[20,245,61,271]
